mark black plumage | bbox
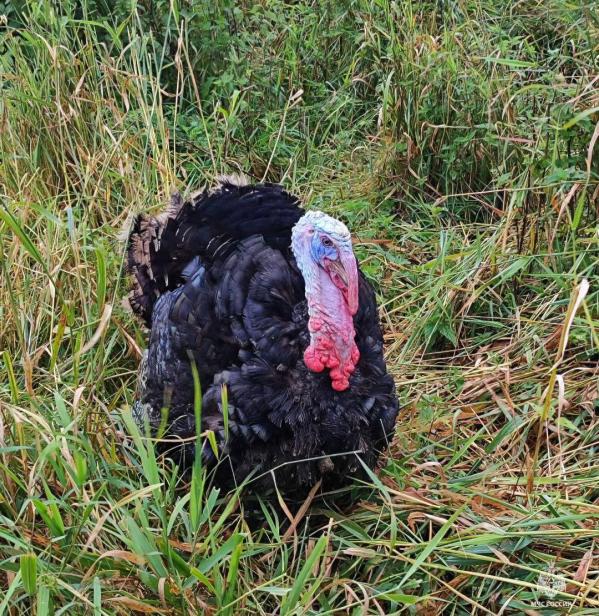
[127,179,398,497]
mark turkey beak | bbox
[328,250,359,316]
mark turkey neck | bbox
[302,265,360,392]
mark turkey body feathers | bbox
[128,182,398,496]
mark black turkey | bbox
[127,177,398,497]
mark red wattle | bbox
[331,377,349,392]
[304,333,360,392]
[304,346,325,372]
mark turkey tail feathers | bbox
[214,172,251,189]
[127,181,304,326]
[127,192,186,325]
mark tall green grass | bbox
[1,1,597,613]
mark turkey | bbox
[127,177,398,497]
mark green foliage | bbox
[1,0,598,613]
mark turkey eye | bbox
[322,237,333,247]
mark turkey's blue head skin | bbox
[291,211,360,391]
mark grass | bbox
[0,0,598,613]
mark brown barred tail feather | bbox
[127,192,188,325]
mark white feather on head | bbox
[291,210,351,245]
